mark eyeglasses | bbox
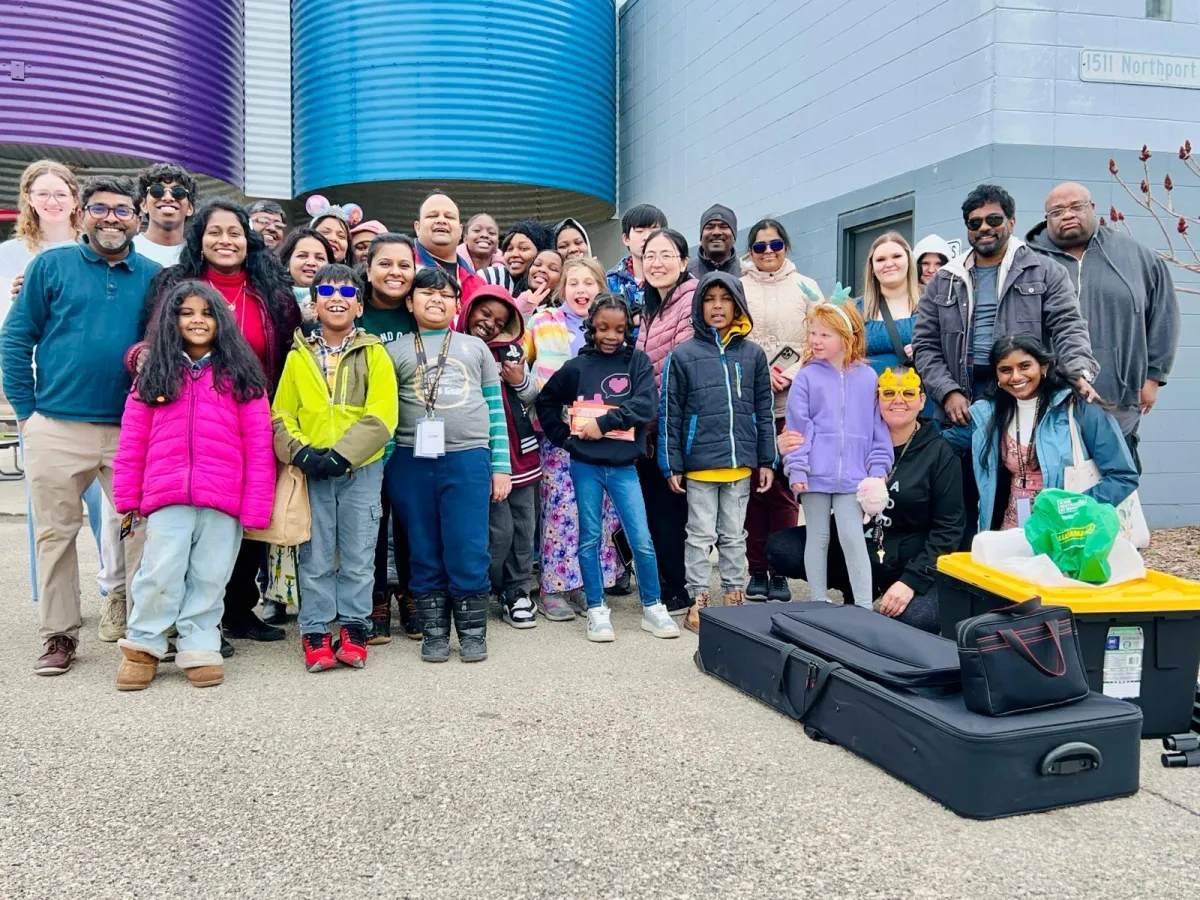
[30,190,72,204]
[965,213,1006,231]
[315,284,358,299]
[1046,200,1091,221]
[251,216,284,230]
[879,387,921,402]
[752,239,786,254]
[86,204,135,221]
[642,252,679,264]
[147,184,190,201]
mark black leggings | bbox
[223,538,266,623]
[374,488,411,595]
[764,526,941,634]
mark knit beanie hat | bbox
[700,203,737,234]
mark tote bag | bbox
[1062,403,1150,549]
[243,464,311,546]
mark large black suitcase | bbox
[697,602,1143,819]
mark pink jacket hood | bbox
[113,362,277,527]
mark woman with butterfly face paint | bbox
[769,366,964,632]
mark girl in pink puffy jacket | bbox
[111,281,276,692]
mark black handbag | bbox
[956,598,1090,716]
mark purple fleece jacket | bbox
[783,359,894,494]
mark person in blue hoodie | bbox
[943,332,1137,533]
[658,272,776,633]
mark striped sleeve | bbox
[482,384,511,473]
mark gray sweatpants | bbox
[800,492,872,608]
[684,476,751,598]
[488,481,539,598]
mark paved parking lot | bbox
[2,521,1198,899]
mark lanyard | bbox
[873,424,918,563]
[414,329,454,416]
[1015,398,1040,488]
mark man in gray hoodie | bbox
[1026,182,1180,466]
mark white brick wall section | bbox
[243,0,292,199]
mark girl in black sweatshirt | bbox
[535,295,680,644]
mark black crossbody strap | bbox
[877,299,912,365]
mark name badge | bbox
[1016,497,1032,527]
[414,417,446,458]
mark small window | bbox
[837,196,915,297]
[1146,0,1172,21]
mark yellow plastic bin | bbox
[936,553,1200,738]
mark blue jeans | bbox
[386,447,492,597]
[122,504,241,663]
[569,460,660,609]
[299,460,383,634]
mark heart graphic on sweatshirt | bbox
[603,374,630,397]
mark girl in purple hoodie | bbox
[783,300,893,608]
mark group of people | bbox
[0,156,1179,689]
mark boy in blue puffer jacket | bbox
[659,271,776,632]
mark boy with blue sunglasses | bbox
[272,263,399,672]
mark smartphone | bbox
[770,345,800,375]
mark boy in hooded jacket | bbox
[456,276,542,629]
[659,272,777,632]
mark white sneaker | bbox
[586,605,615,642]
[98,592,127,642]
[640,602,680,639]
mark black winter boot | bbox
[415,593,451,663]
[454,594,490,663]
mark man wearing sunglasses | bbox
[1,175,161,676]
[134,162,196,267]
[1025,182,1179,471]
[913,182,1098,429]
[686,203,742,279]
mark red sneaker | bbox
[334,625,369,668]
[302,633,336,672]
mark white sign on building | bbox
[1080,48,1200,89]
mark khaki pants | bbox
[24,413,121,642]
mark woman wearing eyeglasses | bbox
[768,367,964,632]
[137,198,302,645]
[634,227,699,615]
[737,219,823,602]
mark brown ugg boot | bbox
[115,646,159,691]
[184,665,224,688]
[684,592,708,635]
[723,590,746,607]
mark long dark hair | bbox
[361,233,417,306]
[583,292,636,355]
[980,333,1071,473]
[640,227,690,326]
[279,227,336,285]
[135,281,267,407]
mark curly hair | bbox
[583,293,636,355]
[14,160,82,250]
[135,281,267,407]
[136,163,197,205]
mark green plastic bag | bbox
[1024,489,1120,584]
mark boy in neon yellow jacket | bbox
[271,264,399,672]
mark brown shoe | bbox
[723,590,746,607]
[184,665,224,688]
[115,647,158,691]
[684,593,708,635]
[368,591,393,645]
[399,592,422,641]
[35,635,76,676]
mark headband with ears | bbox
[305,194,364,228]
[801,280,855,330]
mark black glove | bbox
[317,449,352,479]
[292,446,328,479]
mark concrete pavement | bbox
[2,520,1199,899]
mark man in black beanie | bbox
[687,203,741,279]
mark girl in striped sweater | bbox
[385,268,511,664]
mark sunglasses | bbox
[752,239,786,254]
[86,204,135,221]
[966,213,1007,231]
[879,388,921,402]
[147,184,190,201]
[315,284,358,299]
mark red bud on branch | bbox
[1109,158,1119,175]
[1140,179,1150,194]
[1110,206,1119,220]
[1100,216,1108,226]
[1165,173,1174,191]
[1140,145,1152,161]
[1178,217,1189,235]
[1181,141,1192,160]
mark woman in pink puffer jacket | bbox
[111,281,276,691]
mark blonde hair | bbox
[555,256,606,305]
[15,160,82,250]
[861,231,920,321]
[803,302,868,368]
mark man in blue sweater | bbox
[1,175,160,675]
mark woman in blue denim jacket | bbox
[942,333,1137,533]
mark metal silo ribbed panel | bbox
[0,0,245,188]
[292,0,615,222]
[244,0,293,199]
